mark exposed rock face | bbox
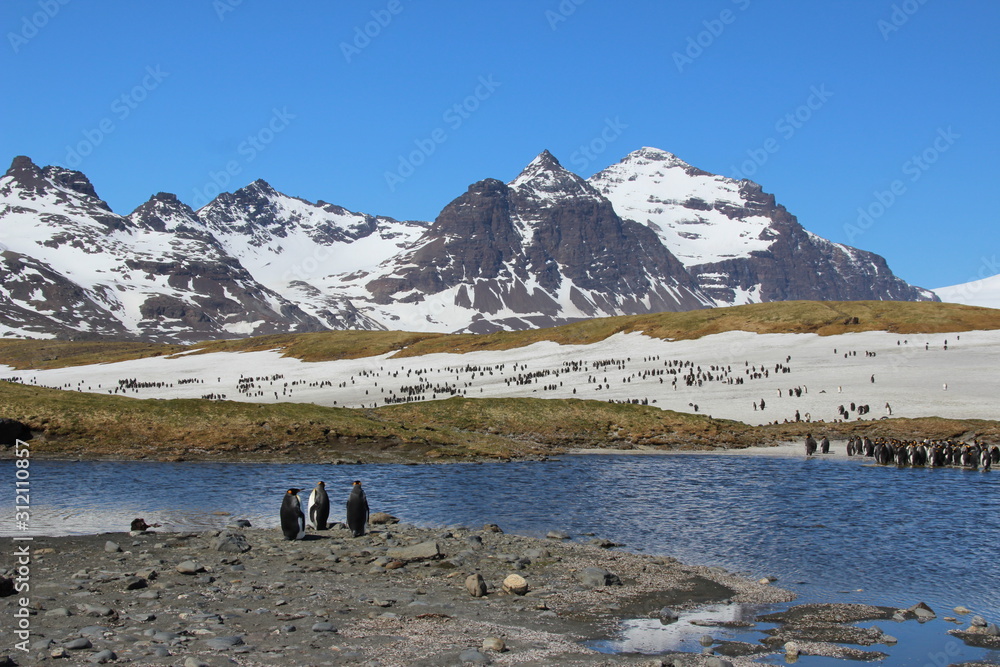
[590,148,937,306]
[362,151,712,332]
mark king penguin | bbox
[280,488,306,540]
[307,481,330,530]
[346,480,369,538]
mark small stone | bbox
[502,574,529,595]
[89,649,116,663]
[882,635,898,645]
[482,523,503,533]
[699,634,714,647]
[78,626,109,638]
[175,560,205,574]
[50,647,69,659]
[204,635,244,650]
[79,603,114,617]
[64,637,93,650]
[652,607,679,623]
[387,540,441,561]
[578,567,622,588]
[212,531,251,553]
[588,538,618,548]
[482,637,506,652]
[151,646,171,657]
[184,658,210,667]
[985,623,1000,636]
[955,606,972,614]
[312,621,337,633]
[546,530,570,540]
[124,576,147,590]
[784,641,800,656]
[971,615,988,627]
[908,601,936,619]
[466,573,488,598]
[706,658,732,667]
[281,624,296,632]
[45,607,72,617]
[104,541,121,553]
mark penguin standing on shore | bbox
[280,488,306,540]
[346,480,369,538]
[307,481,330,530]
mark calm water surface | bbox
[2,453,998,665]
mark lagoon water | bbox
[3,452,999,664]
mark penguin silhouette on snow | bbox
[280,488,306,540]
[346,480,369,537]
[307,481,330,530]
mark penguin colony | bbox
[1,333,976,426]
[844,436,999,470]
[280,481,368,540]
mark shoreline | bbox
[4,521,954,666]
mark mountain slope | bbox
[0,157,324,342]
[342,151,712,332]
[590,147,937,306]
[0,148,939,342]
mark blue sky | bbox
[1,1,997,290]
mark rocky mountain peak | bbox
[2,156,111,211]
[130,192,202,233]
[508,150,594,201]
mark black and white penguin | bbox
[280,488,305,541]
[307,481,330,530]
[346,480,369,538]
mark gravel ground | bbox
[0,520,799,666]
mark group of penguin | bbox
[846,435,999,469]
[279,480,370,541]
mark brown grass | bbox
[2,301,997,370]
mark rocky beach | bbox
[5,516,996,667]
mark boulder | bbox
[465,573,488,597]
[502,574,528,595]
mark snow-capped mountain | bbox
[335,151,711,332]
[0,149,937,342]
[934,274,1000,310]
[0,157,421,341]
[590,147,937,306]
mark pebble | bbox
[104,541,121,553]
[64,637,93,650]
